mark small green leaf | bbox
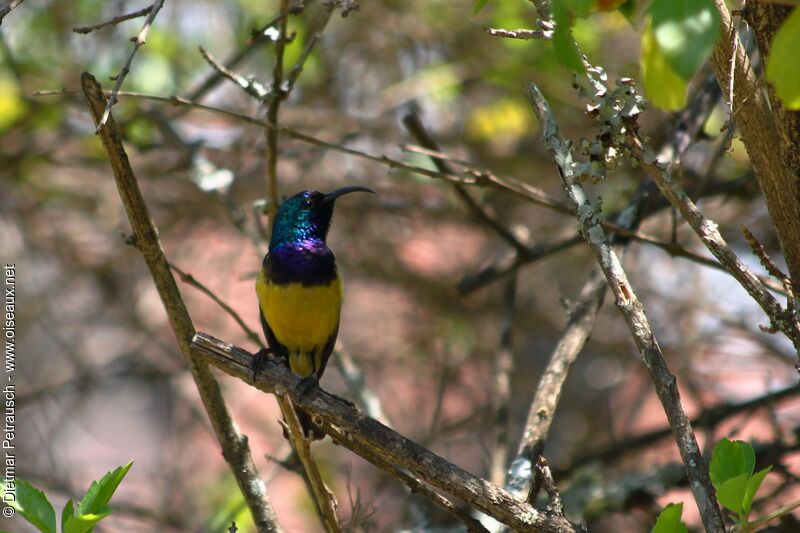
[717,473,749,517]
[0,478,56,533]
[710,439,755,488]
[648,0,721,80]
[473,0,490,15]
[743,466,771,515]
[62,499,75,532]
[78,461,133,516]
[766,8,800,109]
[652,502,689,533]
[552,0,586,73]
[63,508,113,533]
[641,20,687,110]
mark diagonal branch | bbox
[95,0,166,131]
[73,5,154,34]
[0,0,25,25]
[80,72,282,533]
[402,111,531,256]
[277,395,341,532]
[192,332,578,533]
[525,82,726,533]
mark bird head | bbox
[270,186,375,249]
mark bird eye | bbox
[301,198,314,210]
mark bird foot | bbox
[296,376,319,399]
[251,348,274,381]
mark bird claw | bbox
[251,348,273,381]
[296,376,319,398]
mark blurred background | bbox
[2,0,799,531]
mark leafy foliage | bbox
[651,502,688,533]
[766,8,800,109]
[2,462,132,533]
[709,439,771,525]
[1,478,56,533]
[646,0,720,80]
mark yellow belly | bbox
[256,270,342,374]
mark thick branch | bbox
[525,82,726,533]
[191,332,577,533]
[80,73,282,533]
[711,0,800,294]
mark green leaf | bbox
[641,20,688,110]
[717,473,749,517]
[742,466,771,515]
[62,499,74,532]
[78,461,133,516]
[648,0,721,80]
[710,439,755,488]
[0,478,56,533]
[652,502,689,533]
[766,8,800,109]
[473,0,490,15]
[62,508,113,533]
[552,0,586,73]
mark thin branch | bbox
[525,81,726,533]
[332,349,391,426]
[276,395,341,532]
[485,27,547,40]
[169,263,263,348]
[562,382,800,475]
[192,332,578,533]
[186,12,285,102]
[80,73,282,533]
[284,4,335,95]
[96,0,166,131]
[198,46,269,101]
[323,423,490,532]
[73,5,154,34]
[506,269,606,498]
[402,111,531,256]
[490,276,517,486]
[265,0,290,223]
[0,0,25,25]
[626,132,800,356]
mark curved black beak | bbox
[323,186,376,204]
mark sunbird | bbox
[253,186,374,439]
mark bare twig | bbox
[529,456,563,515]
[0,0,25,25]
[627,132,800,356]
[192,332,577,533]
[169,263,263,348]
[187,13,285,102]
[73,5,154,34]
[80,73,282,532]
[198,46,269,101]
[284,4,335,95]
[485,28,547,40]
[525,82,726,533]
[333,349,390,426]
[562,382,800,475]
[265,0,290,223]
[506,270,605,498]
[276,395,341,532]
[490,276,517,486]
[96,0,166,131]
[402,111,531,256]
[324,423,489,532]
